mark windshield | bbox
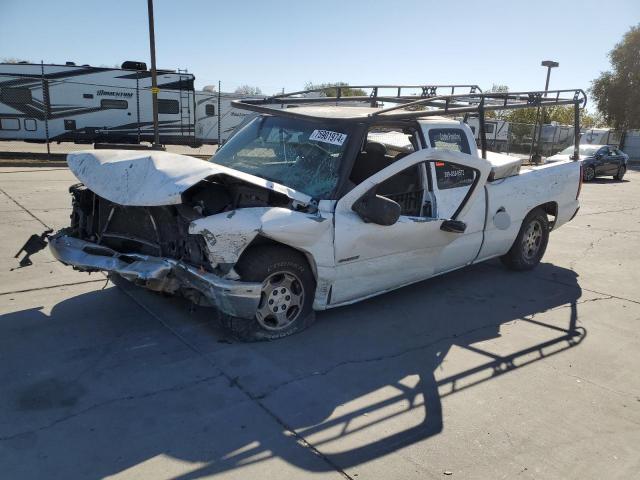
[559,145,599,156]
[211,116,353,198]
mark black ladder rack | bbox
[231,84,587,160]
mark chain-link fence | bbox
[0,62,231,160]
[471,120,639,162]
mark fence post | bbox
[40,61,51,158]
[217,80,221,145]
[136,69,141,144]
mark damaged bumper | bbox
[49,233,262,319]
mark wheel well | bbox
[533,201,558,228]
[236,235,318,281]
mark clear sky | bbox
[1,0,638,104]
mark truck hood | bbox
[67,150,313,207]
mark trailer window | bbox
[205,104,215,116]
[0,118,20,130]
[485,123,495,134]
[428,128,471,154]
[158,99,179,114]
[24,118,37,131]
[101,99,128,109]
[0,87,32,104]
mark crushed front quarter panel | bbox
[189,207,335,267]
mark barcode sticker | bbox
[309,129,347,146]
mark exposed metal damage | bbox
[56,150,326,319]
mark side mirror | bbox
[440,219,467,233]
[595,153,603,159]
[353,194,401,226]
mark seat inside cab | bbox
[348,127,428,217]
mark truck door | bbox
[332,149,490,305]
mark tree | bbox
[2,57,29,63]
[591,24,640,129]
[235,85,262,96]
[304,82,366,97]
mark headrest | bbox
[365,142,387,157]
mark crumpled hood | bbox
[67,150,312,207]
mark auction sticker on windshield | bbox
[309,129,347,146]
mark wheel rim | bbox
[522,219,543,260]
[584,167,595,181]
[255,271,304,331]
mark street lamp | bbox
[531,60,560,163]
[541,60,559,95]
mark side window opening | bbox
[375,164,426,217]
[205,104,215,116]
[349,125,419,186]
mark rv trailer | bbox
[0,61,256,146]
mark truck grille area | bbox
[69,184,211,269]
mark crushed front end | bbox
[50,184,262,319]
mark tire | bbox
[222,245,316,341]
[614,165,626,181]
[500,208,550,271]
[583,165,595,182]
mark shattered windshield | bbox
[211,116,353,198]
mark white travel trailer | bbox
[580,128,622,146]
[465,117,510,150]
[0,61,255,146]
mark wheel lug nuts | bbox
[269,299,274,305]
[285,295,290,301]
[281,288,286,294]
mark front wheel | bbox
[222,245,316,341]
[614,165,626,181]
[500,208,550,271]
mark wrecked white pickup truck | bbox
[48,85,586,340]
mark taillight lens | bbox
[576,164,583,199]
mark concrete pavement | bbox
[0,164,639,479]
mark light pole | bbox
[541,60,559,95]
[531,60,559,163]
[147,0,161,149]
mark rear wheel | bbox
[583,165,595,182]
[500,208,549,271]
[222,245,316,341]
[614,165,626,181]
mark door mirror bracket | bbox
[440,219,467,233]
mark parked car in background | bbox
[548,144,628,181]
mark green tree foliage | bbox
[304,82,366,97]
[504,106,600,128]
[591,24,640,129]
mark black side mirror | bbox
[595,153,603,159]
[440,219,467,233]
[353,194,401,226]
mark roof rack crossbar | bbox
[231,88,586,122]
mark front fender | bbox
[189,207,332,267]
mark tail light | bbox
[576,164,583,199]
